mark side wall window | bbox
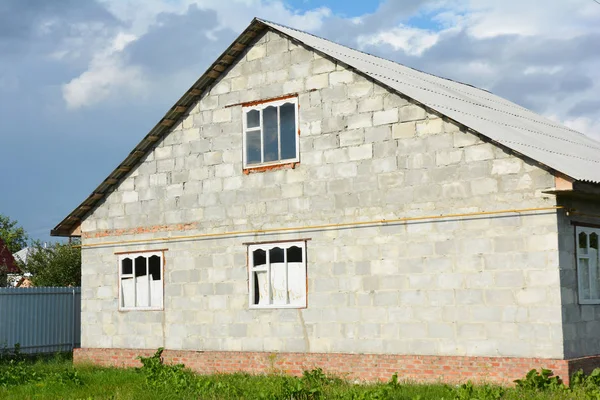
[243,97,299,168]
[576,226,600,304]
[248,241,307,309]
[119,251,163,310]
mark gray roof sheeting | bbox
[261,19,600,183]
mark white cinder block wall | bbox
[80,30,565,358]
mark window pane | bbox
[247,109,259,129]
[287,246,303,263]
[135,256,148,307]
[270,247,286,305]
[254,271,268,305]
[591,233,598,250]
[270,247,285,264]
[122,258,133,275]
[135,257,147,277]
[246,131,262,164]
[149,256,161,281]
[253,249,266,267]
[263,106,279,162]
[581,258,591,300]
[121,277,134,308]
[280,103,296,160]
[579,232,588,255]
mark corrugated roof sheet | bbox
[260,19,600,183]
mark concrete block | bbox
[330,70,354,85]
[399,105,427,122]
[392,122,416,139]
[289,62,312,79]
[312,58,336,74]
[453,131,480,147]
[373,109,399,126]
[436,149,463,166]
[416,118,443,136]
[492,158,522,175]
[465,143,495,162]
[348,81,373,98]
[306,73,329,90]
[358,96,383,113]
[246,44,266,61]
[365,126,392,143]
[348,144,373,161]
[347,113,372,129]
[332,100,357,116]
[212,108,232,123]
[339,129,364,147]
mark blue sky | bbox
[1,0,600,244]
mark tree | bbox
[25,241,81,287]
[0,214,28,254]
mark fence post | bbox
[71,287,75,351]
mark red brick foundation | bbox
[73,348,600,385]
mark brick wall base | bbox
[73,348,600,385]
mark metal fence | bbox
[0,287,81,354]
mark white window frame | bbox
[576,226,600,305]
[118,251,164,311]
[248,240,307,309]
[242,97,300,169]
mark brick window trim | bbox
[73,348,600,386]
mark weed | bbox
[514,368,563,391]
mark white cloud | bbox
[357,25,441,56]
[61,0,331,109]
[62,32,143,109]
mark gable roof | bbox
[52,17,600,237]
[0,238,20,274]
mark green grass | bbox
[0,350,597,399]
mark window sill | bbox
[578,300,600,305]
[119,307,164,312]
[249,304,307,310]
[243,161,299,175]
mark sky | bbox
[1,0,600,244]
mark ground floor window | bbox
[248,241,307,309]
[118,251,163,310]
[576,226,600,304]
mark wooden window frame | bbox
[118,251,164,311]
[575,225,600,305]
[247,240,307,309]
[242,97,300,170]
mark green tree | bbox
[0,214,28,254]
[26,241,81,287]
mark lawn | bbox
[0,349,598,399]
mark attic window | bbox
[248,241,307,309]
[242,97,299,169]
[119,251,163,310]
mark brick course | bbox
[74,347,600,386]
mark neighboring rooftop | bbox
[52,17,600,237]
[0,238,20,274]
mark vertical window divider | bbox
[146,256,151,307]
[277,105,282,160]
[266,250,272,305]
[133,263,137,308]
[259,108,264,163]
[284,248,289,305]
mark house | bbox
[0,238,20,286]
[52,18,600,384]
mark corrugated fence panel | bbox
[0,287,81,354]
